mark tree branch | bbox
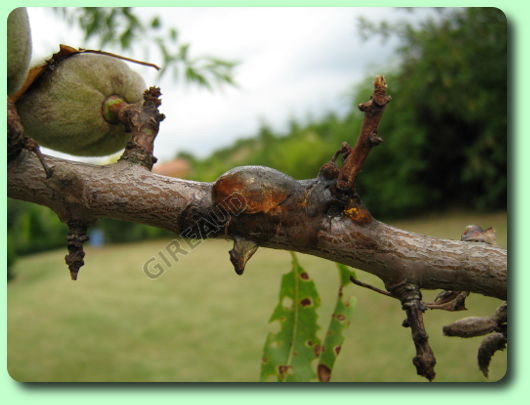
[7,150,507,300]
[7,75,506,300]
[336,75,390,192]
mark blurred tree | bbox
[186,9,506,219]
[7,234,16,281]
[98,218,172,243]
[7,199,68,257]
[357,8,507,216]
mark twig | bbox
[8,98,52,177]
[478,333,506,378]
[443,302,507,377]
[391,282,436,381]
[336,75,391,192]
[24,138,53,178]
[349,275,395,298]
[65,220,90,280]
[424,290,469,311]
[78,48,160,70]
[118,87,165,170]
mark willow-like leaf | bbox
[54,8,237,88]
[260,252,321,382]
[317,263,357,382]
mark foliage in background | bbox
[96,218,172,243]
[7,199,171,255]
[8,200,68,257]
[260,254,356,382]
[54,7,238,90]
[7,234,16,281]
[186,8,506,218]
[356,7,507,214]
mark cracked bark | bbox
[7,149,507,300]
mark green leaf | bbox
[150,16,161,29]
[260,252,321,382]
[179,43,190,60]
[54,8,237,90]
[317,263,357,382]
[185,67,211,90]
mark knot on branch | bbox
[119,87,165,170]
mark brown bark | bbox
[337,75,390,191]
[7,150,507,300]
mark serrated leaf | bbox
[336,262,357,284]
[317,263,357,382]
[260,252,321,382]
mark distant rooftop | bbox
[152,159,191,178]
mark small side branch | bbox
[65,220,90,280]
[392,282,436,381]
[478,333,506,378]
[24,138,53,178]
[118,87,165,170]
[443,302,507,378]
[424,290,469,311]
[336,75,391,192]
[8,97,52,177]
[349,275,394,298]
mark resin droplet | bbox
[212,166,296,215]
[229,236,259,275]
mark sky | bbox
[26,7,439,163]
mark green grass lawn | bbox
[7,211,507,382]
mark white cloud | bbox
[25,7,440,162]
